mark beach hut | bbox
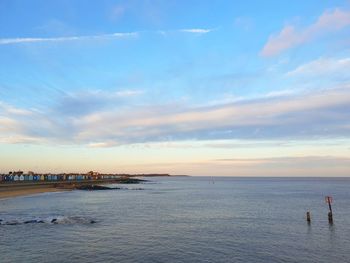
[28,175,33,181]
[19,175,24,181]
[0,175,3,182]
[14,175,19,181]
[40,175,45,181]
[33,175,39,181]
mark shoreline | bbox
[0,178,146,199]
[0,187,70,199]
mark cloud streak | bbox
[286,57,350,77]
[1,84,350,146]
[179,28,212,34]
[99,156,350,176]
[261,8,350,56]
[0,32,138,45]
[204,156,350,176]
[0,28,213,45]
[74,85,350,144]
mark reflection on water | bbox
[1,177,350,263]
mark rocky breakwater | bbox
[75,177,147,191]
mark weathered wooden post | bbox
[325,196,333,224]
[306,211,311,223]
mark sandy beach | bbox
[0,178,146,199]
[0,182,73,199]
[0,187,68,199]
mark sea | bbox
[1,176,350,263]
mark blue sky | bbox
[1,0,350,175]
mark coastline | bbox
[0,187,70,199]
[0,177,148,199]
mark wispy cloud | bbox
[115,89,144,97]
[77,86,350,143]
[105,156,350,176]
[88,142,119,148]
[0,102,33,116]
[2,84,349,146]
[0,27,213,45]
[0,32,138,45]
[286,57,350,77]
[0,135,45,144]
[179,28,212,34]
[261,8,350,56]
[206,156,350,176]
[156,28,213,37]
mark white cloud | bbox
[0,117,19,132]
[114,89,144,97]
[206,156,350,176]
[286,57,350,76]
[0,102,33,115]
[0,32,138,45]
[261,8,350,56]
[114,156,350,176]
[0,27,213,45]
[73,85,350,144]
[0,135,44,144]
[1,85,350,146]
[179,28,212,34]
[88,142,119,148]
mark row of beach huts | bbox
[0,171,121,182]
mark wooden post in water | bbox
[325,196,333,224]
[306,211,311,223]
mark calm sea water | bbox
[1,177,350,262]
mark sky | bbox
[0,0,350,176]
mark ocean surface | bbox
[1,177,350,262]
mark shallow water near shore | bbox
[1,176,350,262]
